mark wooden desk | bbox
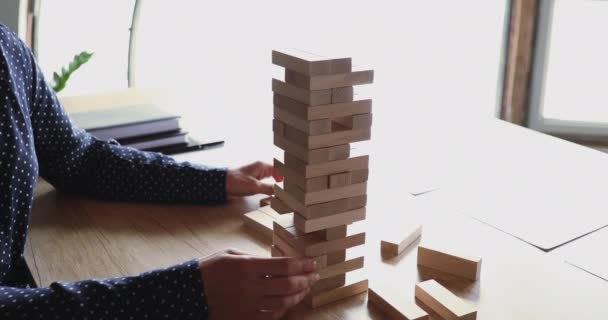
[26,175,608,319]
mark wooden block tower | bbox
[269,49,374,307]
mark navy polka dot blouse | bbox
[0,24,227,319]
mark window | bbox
[36,0,135,96]
[529,0,608,140]
[132,1,508,139]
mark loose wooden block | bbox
[333,113,373,130]
[318,256,364,280]
[284,152,369,179]
[285,180,367,206]
[415,280,477,320]
[327,250,347,265]
[272,49,352,76]
[274,134,350,164]
[272,79,332,106]
[417,246,482,281]
[274,185,367,219]
[273,221,364,257]
[273,106,331,135]
[381,225,423,258]
[285,68,374,90]
[311,274,346,294]
[274,93,371,121]
[323,225,348,240]
[270,196,293,214]
[368,286,429,320]
[274,159,329,192]
[306,278,368,308]
[332,87,354,103]
[259,197,272,207]
[294,207,366,233]
[258,206,294,227]
[243,210,275,239]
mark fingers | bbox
[251,257,317,277]
[262,273,319,296]
[256,181,275,195]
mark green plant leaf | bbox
[51,51,94,93]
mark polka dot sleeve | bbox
[0,259,210,319]
[28,40,227,205]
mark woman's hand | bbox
[226,161,284,196]
[199,249,319,319]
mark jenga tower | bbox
[269,49,374,308]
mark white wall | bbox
[0,0,27,39]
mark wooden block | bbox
[294,207,366,233]
[285,68,374,90]
[285,181,367,206]
[272,79,332,106]
[323,225,348,240]
[243,210,274,239]
[274,134,350,164]
[259,197,272,207]
[274,185,367,219]
[306,278,368,308]
[274,159,328,192]
[272,49,352,76]
[417,246,482,281]
[332,113,373,130]
[332,87,354,103]
[274,93,371,120]
[258,206,294,227]
[275,118,370,149]
[273,106,331,135]
[368,286,429,320]
[274,222,364,257]
[318,256,364,280]
[270,196,292,214]
[329,172,351,188]
[273,119,285,136]
[311,274,346,295]
[284,153,369,179]
[272,233,328,268]
[381,225,423,258]
[415,280,477,320]
[327,250,347,265]
[271,245,285,257]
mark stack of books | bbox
[70,104,223,155]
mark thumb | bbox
[255,181,275,195]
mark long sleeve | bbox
[0,24,213,319]
[27,43,226,204]
[0,260,209,319]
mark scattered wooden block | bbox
[285,68,374,90]
[294,207,366,233]
[381,225,423,258]
[323,225,348,240]
[273,106,331,135]
[306,278,368,308]
[272,49,352,76]
[274,159,329,192]
[332,87,354,103]
[311,274,346,294]
[274,93,371,120]
[243,210,275,239]
[274,185,366,219]
[259,197,272,207]
[272,79,332,106]
[283,152,369,178]
[333,113,373,130]
[368,286,429,320]
[415,280,477,320]
[285,180,367,206]
[327,250,347,265]
[318,256,364,280]
[274,134,350,164]
[417,246,482,281]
